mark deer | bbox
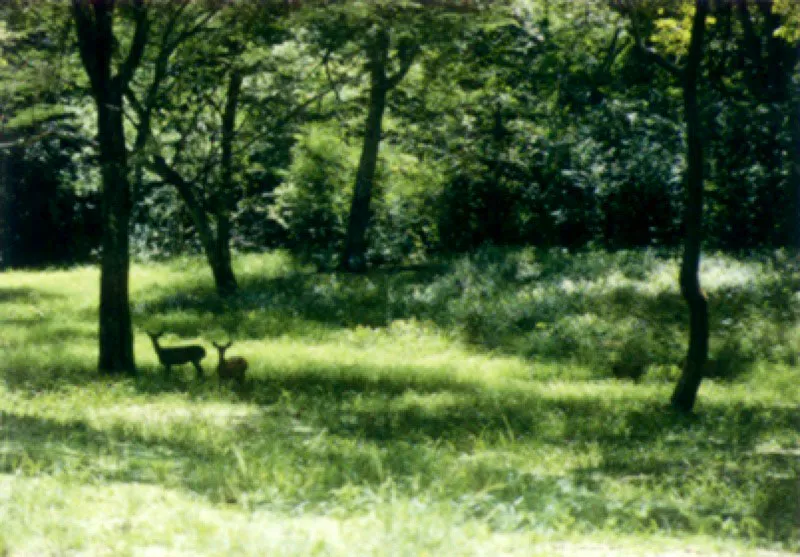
[212,341,248,382]
[146,331,206,378]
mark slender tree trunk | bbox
[150,156,233,295]
[213,68,243,296]
[671,0,708,413]
[737,1,798,248]
[152,67,241,297]
[341,30,390,273]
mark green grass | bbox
[1,247,798,555]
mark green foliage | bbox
[4,0,799,268]
[368,146,443,265]
[269,123,443,267]
[269,123,357,267]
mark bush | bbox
[270,123,443,268]
[268,124,356,268]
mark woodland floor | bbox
[0,248,798,555]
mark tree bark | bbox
[214,68,243,296]
[73,0,148,375]
[96,101,135,374]
[671,0,708,413]
[341,29,391,273]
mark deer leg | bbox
[193,360,204,379]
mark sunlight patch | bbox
[88,403,260,428]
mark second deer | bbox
[212,341,248,382]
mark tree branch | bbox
[600,26,622,75]
[149,154,217,254]
[386,43,419,90]
[115,0,149,90]
[167,8,218,53]
[71,1,101,96]
[129,2,189,152]
[628,10,681,78]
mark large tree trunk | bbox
[73,0,148,375]
[210,213,237,295]
[341,30,390,273]
[671,0,709,413]
[96,96,135,374]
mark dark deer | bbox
[146,331,206,378]
[212,341,248,382]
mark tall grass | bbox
[0,248,798,555]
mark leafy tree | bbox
[341,22,418,272]
[126,1,243,294]
[732,0,799,248]
[129,2,309,294]
[300,1,477,272]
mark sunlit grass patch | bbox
[6,475,791,556]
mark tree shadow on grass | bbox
[2,362,798,545]
[0,286,65,304]
[0,411,220,483]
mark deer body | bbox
[147,331,206,378]
[212,341,248,382]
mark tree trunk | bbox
[150,156,234,296]
[96,97,135,374]
[211,212,237,295]
[737,1,799,248]
[73,0,148,375]
[213,68,243,296]
[341,30,390,273]
[671,0,708,413]
[151,66,241,297]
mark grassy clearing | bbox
[1,248,798,555]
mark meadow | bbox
[0,248,798,555]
